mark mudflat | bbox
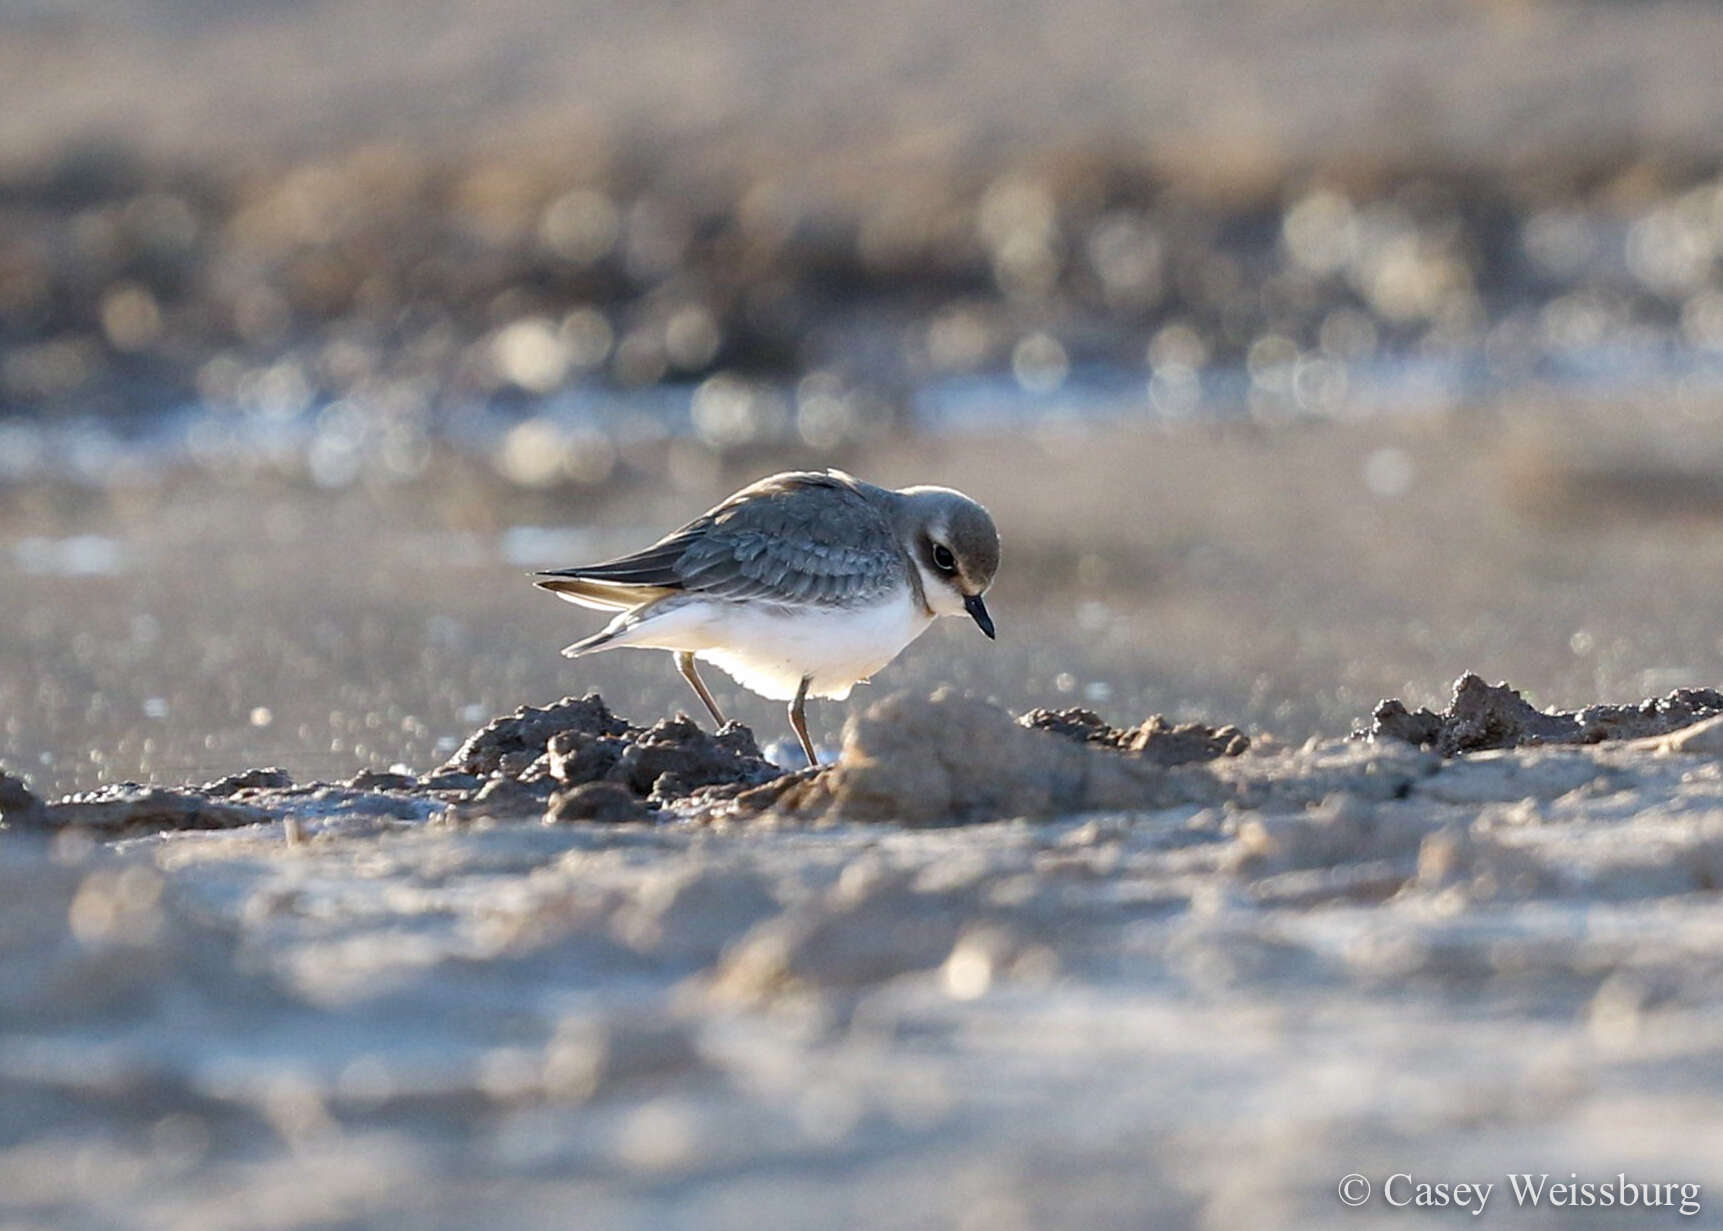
[8,2,1723,1221]
[6,411,1723,1226]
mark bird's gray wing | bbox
[537,471,903,607]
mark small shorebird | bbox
[534,469,999,765]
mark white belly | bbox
[609,591,933,701]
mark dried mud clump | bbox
[545,781,651,824]
[203,767,294,797]
[1020,708,1249,765]
[455,777,554,821]
[746,689,1214,826]
[442,696,781,818]
[1367,673,1723,755]
[440,695,630,778]
[611,718,780,800]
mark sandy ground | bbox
[6,696,1723,1229]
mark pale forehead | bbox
[904,487,982,521]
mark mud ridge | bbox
[1365,673,1723,756]
[0,691,1253,835]
[14,674,1723,837]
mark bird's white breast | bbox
[654,589,933,701]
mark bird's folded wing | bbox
[537,471,902,607]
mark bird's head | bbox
[897,485,1000,639]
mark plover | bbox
[534,469,999,765]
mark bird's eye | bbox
[932,544,956,572]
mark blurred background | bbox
[8,0,1723,790]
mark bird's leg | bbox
[788,674,819,768]
[676,651,727,727]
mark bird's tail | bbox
[560,625,623,658]
[534,574,669,611]
[537,575,665,656]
